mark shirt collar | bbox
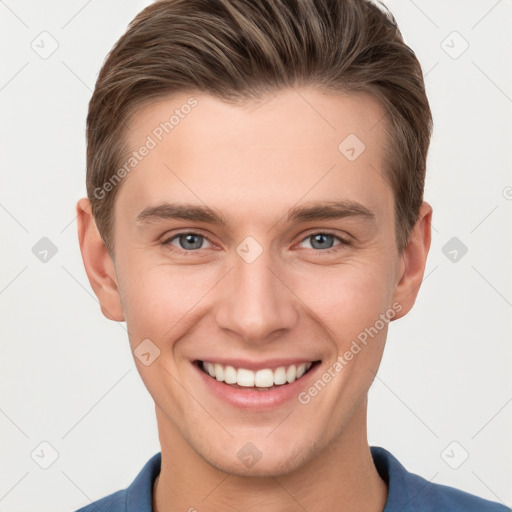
[124,447,410,511]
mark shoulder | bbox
[74,490,126,512]
[71,452,161,512]
[371,446,510,512]
[403,470,509,511]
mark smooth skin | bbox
[77,87,432,512]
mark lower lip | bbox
[193,361,321,410]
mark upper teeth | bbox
[202,361,313,387]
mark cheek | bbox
[290,260,394,339]
[116,243,397,348]
[116,258,219,342]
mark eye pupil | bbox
[310,233,334,250]
[169,232,341,253]
[180,233,203,250]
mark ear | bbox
[76,198,125,322]
[391,201,432,320]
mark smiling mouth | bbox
[195,360,321,391]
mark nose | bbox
[214,245,299,345]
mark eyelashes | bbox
[163,232,212,252]
[300,232,348,252]
[161,231,351,255]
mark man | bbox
[74,0,509,510]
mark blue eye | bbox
[299,232,348,252]
[164,233,212,251]
[161,231,349,255]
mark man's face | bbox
[110,88,407,475]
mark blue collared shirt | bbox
[74,446,509,511]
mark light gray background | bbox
[1,1,511,510]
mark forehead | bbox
[116,87,391,226]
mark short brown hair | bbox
[86,0,432,256]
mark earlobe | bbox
[76,198,125,322]
[391,201,432,320]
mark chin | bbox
[198,437,319,478]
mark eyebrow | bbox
[135,200,376,227]
[286,200,375,225]
[136,203,229,225]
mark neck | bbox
[153,400,387,512]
